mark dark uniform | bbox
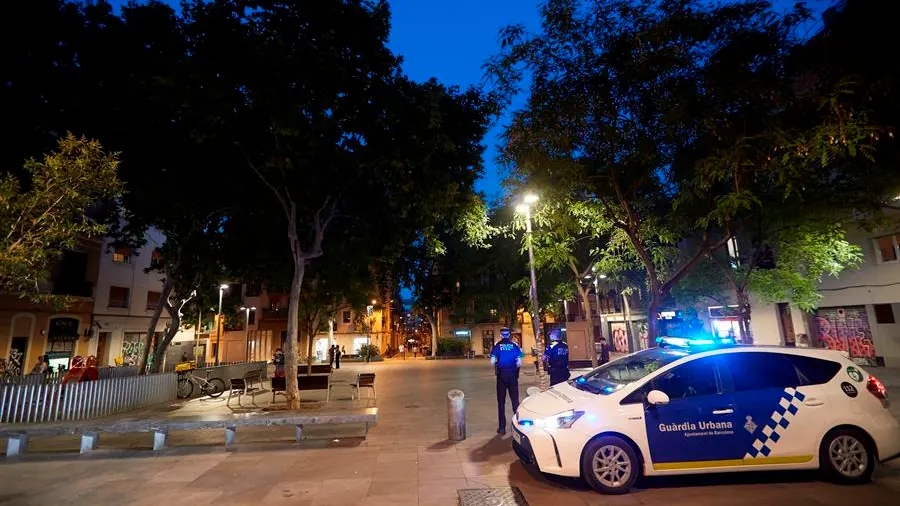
[491,335,522,434]
[543,340,570,386]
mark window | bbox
[146,291,161,310]
[151,248,163,265]
[727,237,741,266]
[722,353,801,392]
[874,234,900,263]
[650,357,719,399]
[108,286,130,308]
[342,310,351,324]
[112,248,132,264]
[787,355,841,386]
[248,310,256,326]
[874,304,895,324]
[245,283,261,297]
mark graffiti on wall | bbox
[635,321,649,351]
[610,323,629,353]
[7,337,27,376]
[814,306,877,365]
[121,333,145,366]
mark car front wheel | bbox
[820,428,876,484]
[581,436,639,494]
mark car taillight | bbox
[866,375,888,400]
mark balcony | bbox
[51,280,94,298]
[262,307,288,320]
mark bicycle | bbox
[177,368,226,399]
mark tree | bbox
[487,0,879,341]
[0,134,122,303]
[530,198,610,366]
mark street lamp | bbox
[215,284,228,366]
[240,306,256,361]
[516,193,547,389]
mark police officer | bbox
[491,327,523,435]
[543,328,570,386]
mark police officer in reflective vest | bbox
[491,327,522,435]
[543,328,570,386]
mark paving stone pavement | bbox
[1,359,899,505]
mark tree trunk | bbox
[285,255,304,409]
[736,289,753,344]
[305,313,319,375]
[646,295,661,348]
[140,279,172,374]
[425,311,438,357]
[576,283,597,367]
[150,304,181,374]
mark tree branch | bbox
[236,142,292,219]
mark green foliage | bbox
[357,344,380,360]
[0,134,122,302]
[436,338,466,356]
[748,224,863,311]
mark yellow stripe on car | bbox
[653,455,813,471]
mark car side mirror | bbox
[646,390,670,406]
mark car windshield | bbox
[572,348,689,395]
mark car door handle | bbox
[712,408,734,415]
[804,397,825,407]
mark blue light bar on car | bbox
[656,335,735,348]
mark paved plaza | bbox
[1,359,900,506]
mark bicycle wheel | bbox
[177,377,194,399]
[207,377,227,398]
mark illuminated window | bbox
[151,249,163,264]
[112,248,132,264]
[342,310,351,324]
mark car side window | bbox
[787,355,841,385]
[649,357,719,399]
[721,352,802,392]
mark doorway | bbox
[777,303,795,346]
[96,332,111,366]
[8,336,28,376]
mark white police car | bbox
[512,336,900,494]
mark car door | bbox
[716,351,829,467]
[642,356,744,470]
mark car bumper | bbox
[511,416,582,477]
[872,411,900,463]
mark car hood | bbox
[520,381,598,417]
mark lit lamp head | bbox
[219,284,229,291]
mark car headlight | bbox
[534,409,584,429]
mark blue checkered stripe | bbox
[745,387,806,459]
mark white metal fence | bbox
[0,372,176,424]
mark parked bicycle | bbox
[176,368,226,399]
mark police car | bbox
[512,335,900,494]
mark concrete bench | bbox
[0,408,377,456]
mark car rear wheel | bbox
[581,436,639,494]
[820,428,875,484]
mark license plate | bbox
[512,430,522,445]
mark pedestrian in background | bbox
[273,348,285,378]
[491,327,522,435]
[598,337,610,365]
[543,328,570,386]
[334,345,342,369]
[328,345,336,368]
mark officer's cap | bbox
[499,327,511,338]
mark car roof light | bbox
[656,335,735,349]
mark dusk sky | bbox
[106,0,829,200]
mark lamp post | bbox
[240,306,256,361]
[215,284,228,366]
[516,193,547,390]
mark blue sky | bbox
[106,0,829,200]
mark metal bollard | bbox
[447,389,466,441]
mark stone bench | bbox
[0,408,377,457]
